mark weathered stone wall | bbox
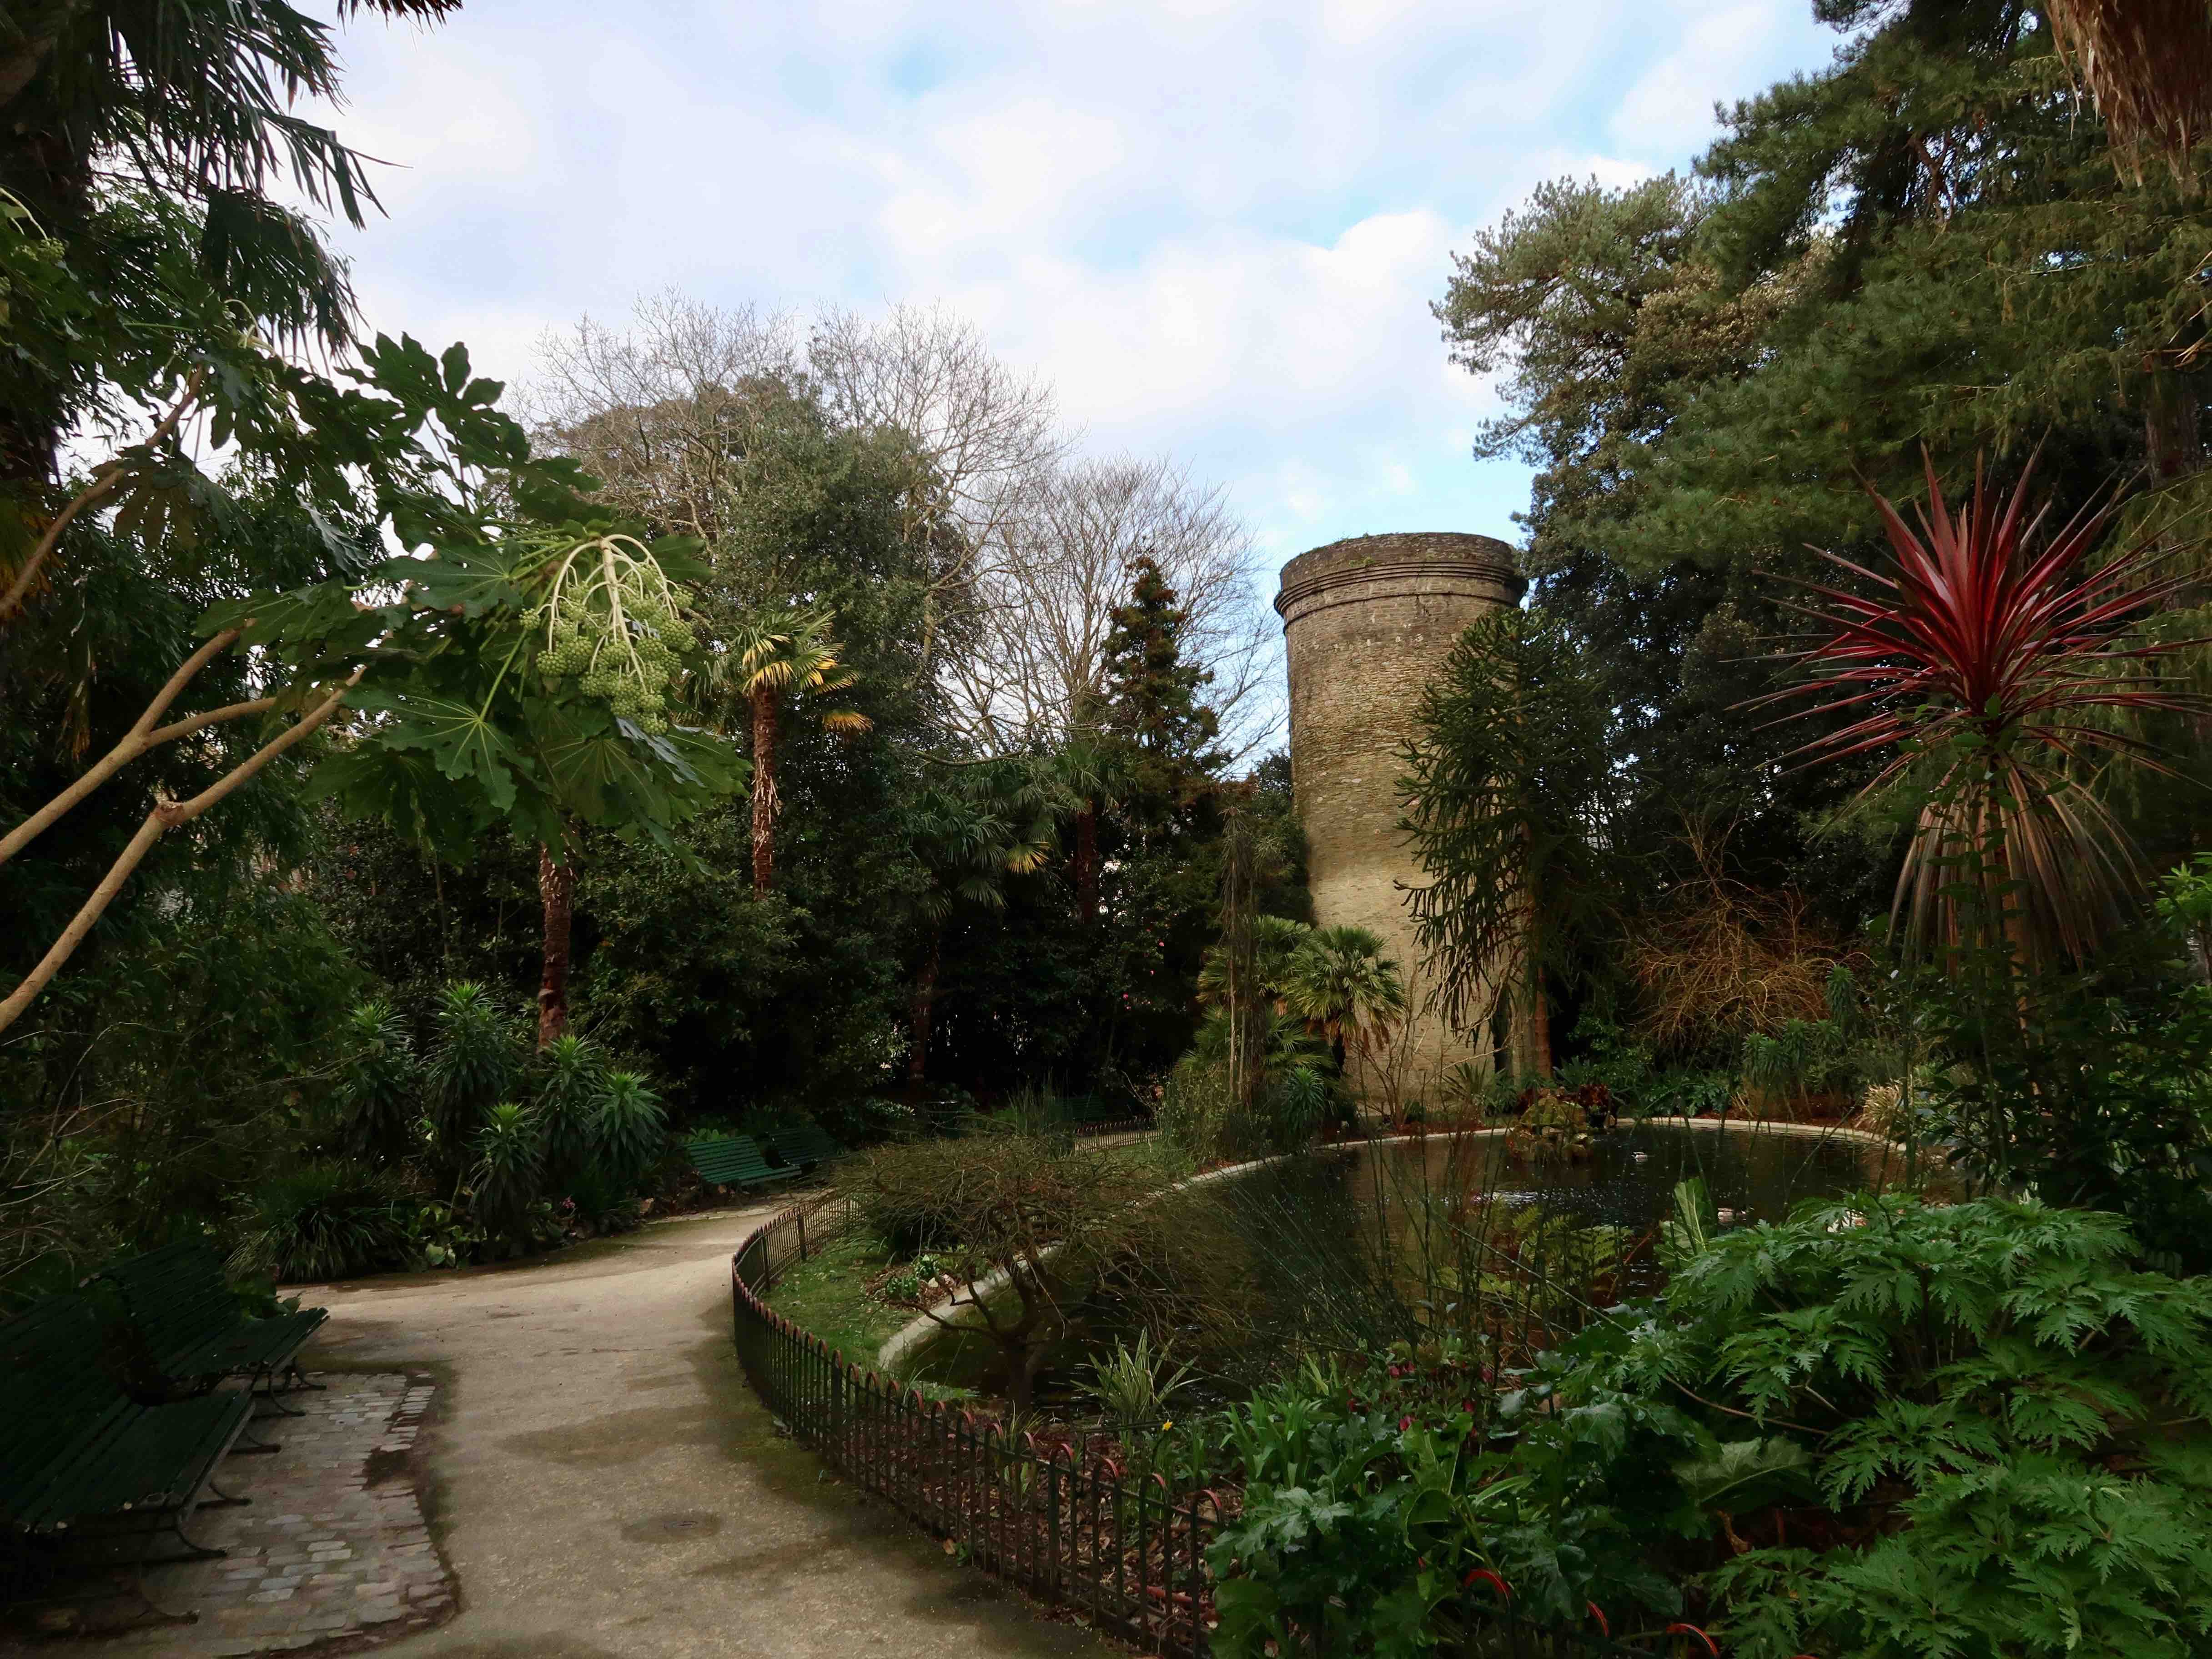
[1275,533,1523,1101]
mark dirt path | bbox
[304,1208,1114,1659]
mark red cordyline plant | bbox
[1758,452,2206,969]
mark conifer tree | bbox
[1099,554,1227,829]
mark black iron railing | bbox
[729,1197,1719,1658]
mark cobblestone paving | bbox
[7,1373,454,1657]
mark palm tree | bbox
[698,607,870,894]
[900,762,1059,1091]
[1279,926,1408,1079]
[1196,915,1313,1010]
[1053,734,1126,925]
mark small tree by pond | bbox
[850,1129,1232,1416]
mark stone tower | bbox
[1274,532,1524,1101]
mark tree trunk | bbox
[1074,799,1099,923]
[750,683,779,895]
[1529,960,1553,1078]
[2145,371,2206,481]
[537,842,575,1048]
[907,931,942,1090]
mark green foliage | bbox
[591,1070,669,1191]
[230,1162,413,1284]
[533,1032,608,1187]
[333,999,419,1166]
[1400,608,1625,1069]
[1160,1014,1335,1166]
[1213,1196,2212,1658]
[322,981,675,1267]
[1915,950,2212,1268]
[1099,554,1228,820]
[1083,1329,1199,1430]
[424,981,520,1172]
[1632,1196,2212,1659]
[1209,1344,1698,1654]
[468,1101,548,1256]
[849,1128,1207,1413]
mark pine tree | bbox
[1437,0,2212,918]
[1099,555,1227,828]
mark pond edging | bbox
[872,1115,1907,1376]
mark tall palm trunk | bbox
[536,843,575,1047]
[1528,962,1552,1077]
[750,683,779,895]
[1073,798,1099,923]
[907,930,942,1091]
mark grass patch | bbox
[762,1224,912,1364]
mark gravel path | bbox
[292,1207,1115,1659]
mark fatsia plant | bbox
[1760,455,2204,970]
[0,314,747,1038]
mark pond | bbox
[896,1120,1922,1408]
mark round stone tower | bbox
[1275,532,1524,1101]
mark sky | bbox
[310,0,1843,583]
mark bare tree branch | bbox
[0,368,205,626]
[0,626,251,868]
[0,670,359,1038]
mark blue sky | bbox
[313,0,1843,577]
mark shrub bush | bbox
[1209,1196,2212,1659]
[231,1163,415,1283]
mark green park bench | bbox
[0,1295,255,1608]
[684,1134,793,1192]
[764,1123,846,1175]
[99,1241,327,1414]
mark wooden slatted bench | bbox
[99,1241,327,1413]
[1,1295,255,1617]
[684,1134,792,1192]
[764,1123,845,1175]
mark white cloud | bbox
[1610,1,1786,156]
[307,0,1838,575]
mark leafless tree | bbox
[945,455,1279,759]
[524,291,804,544]
[809,303,1066,672]
[523,295,1276,759]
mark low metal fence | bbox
[729,1197,1721,1659]
[1070,1115,1157,1140]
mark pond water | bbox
[897,1120,1920,1407]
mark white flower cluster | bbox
[533,535,696,735]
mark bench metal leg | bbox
[254,1372,309,1417]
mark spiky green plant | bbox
[533,1031,610,1187]
[1084,1329,1200,1430]
[592,1071,668,1191]
[426,982,520,1170]
[333,999,421,1166]
[231,1163,413,1284]
[469,1102,544,1252]
[1761,456,2204,969]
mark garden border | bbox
[729,1182,1720,1657]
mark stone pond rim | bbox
[1274,531,1528,1098]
